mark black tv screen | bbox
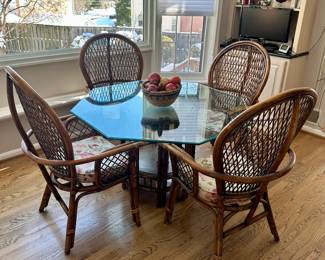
[240,8,292,42]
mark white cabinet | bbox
[259,57,288,101]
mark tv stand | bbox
[263,42,279,53]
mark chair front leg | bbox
[263,192,280,242]
[65,192,78,255]
[129,150,141,226]
[214,207,224,260]
[164,180,180,224]
[39,184,51,212]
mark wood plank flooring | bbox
[0,132,325,259]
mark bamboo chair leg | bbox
[164,180,180,224]
[214,208,224,260]
[65,192,78,255]
[263,192,280,242]
[129,159,141,226]
[39,184,51,212]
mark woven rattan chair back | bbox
[80,33,144,89]
[6,66,74,179]
[208,41,270,105]
[212,88,317,195]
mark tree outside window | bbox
[0,0,144,56]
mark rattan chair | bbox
[161,88,317,259]
[80,33,144,90]
[6,66,144,254]
[208,41,270,105]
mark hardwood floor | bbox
[0,132,325,259]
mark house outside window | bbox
[161,15,205,72]
[157,0,216,74]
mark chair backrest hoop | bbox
[80,33,144,90]
[208,41,270,105]
[212,88,317,194]
[5,66,74,178]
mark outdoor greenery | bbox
[116,0,131,26]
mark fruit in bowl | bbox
[142,73,182,107]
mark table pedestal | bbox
[138,143,195,207]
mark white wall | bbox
[0,50,152,159]
[303,0,325,110]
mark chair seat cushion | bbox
[196,157,219,205]
[196,156,258,205]
[73,136,115,182]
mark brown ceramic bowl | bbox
[141,81,181,107]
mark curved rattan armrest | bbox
[160,143,296,184]
[160,143,221,179]
[21,129,148,166]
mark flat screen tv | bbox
[240,8,292,42]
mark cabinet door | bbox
[259,58,287,101]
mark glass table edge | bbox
[70,110,219,146]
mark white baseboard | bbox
[0,143,40,162]
[302,125,325,138]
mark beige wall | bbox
[303,0,325,110]
[0,50,152,158]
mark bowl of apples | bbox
[141,73,182,107]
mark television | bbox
[240,8,292,43]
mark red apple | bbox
[148,73,161,84]
[158,82,166,91]
[165,83,177,91]
[147,83,159,92]
[170,76,181,85]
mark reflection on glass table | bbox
[141,104,180,137]
[87,80,141,105]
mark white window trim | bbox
[0,0,152,68]
[153,0,223,81]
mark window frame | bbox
[154,1,221,81]
[0,0,152,67]
[160,15,207,74]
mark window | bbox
[157,0,215,74]
[161,15,205,73]
[0,0,144,56]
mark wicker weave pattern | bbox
[176,160,194,191]
[297,94,316,134]
[65,117,98,142]
[100,151,130,184]
[209,41,270,105]
[80,33,143,89]
[220,99,294,193]
[15,87,71,178]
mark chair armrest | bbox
[21,129,148,166]
[160,143,296,184]
[160,143,221,179]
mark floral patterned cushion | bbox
[72,136,115,182]
[196,156,219,205]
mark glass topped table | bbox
[71,81,246,206]
[71,81,246,145]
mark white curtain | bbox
[157,0,216,16]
